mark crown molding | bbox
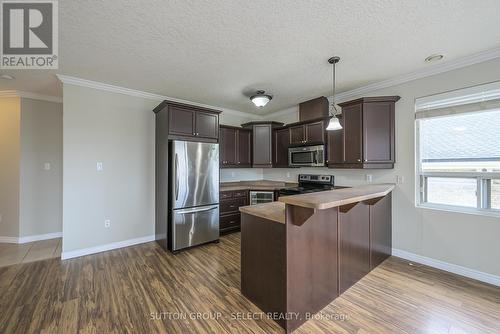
[56,74,260,120]
[334,47,500,103]
[54,47,500,119]
[0,90,62,103]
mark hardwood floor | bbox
[0,233,499,333]
[0,238,61,268]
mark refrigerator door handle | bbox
[175,205,218,215]
[175,153,179,200]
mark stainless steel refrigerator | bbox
[169,140,219,252]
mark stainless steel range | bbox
[279,174,339,196]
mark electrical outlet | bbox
[97,162,103,171]
[104,219,111,228]
[231,172,235,177]
[286,172,291,178]
[396,175,405,184]
[43,162,51,170]
[366,174,373,183]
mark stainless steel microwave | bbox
[288,145,325,167]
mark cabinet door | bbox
[327,116,344,165]
[253,124,272,167]
[273,128,290,167]
[237,130,252,167]
[220,127,237,167]
[195,111,219,139]
[305,121,325,144]
[343,103,363,164]
[363,102,394,163]
[289,125,305,145]
[168,106,195,137]
[370,193,392,269]
[338,202,370,294]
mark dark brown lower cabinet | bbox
[369,193,392,269]
[219,190,248,234]
[338,202,370,294]
[241,192,392,333]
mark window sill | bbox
[416,203,500,218]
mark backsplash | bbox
[220,168,264,182]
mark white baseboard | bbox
[18,232,62,244]
[0,232,62,244]
[0,236,19,243]
[392,248,500,287]
[61,235,155,260]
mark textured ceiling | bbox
[1,0,500,114]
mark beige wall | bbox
[62,85,157,253]
[19,98,63,237]
[264,57,500,277]
[0,97,21,238]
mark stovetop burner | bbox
[279,174,336,196]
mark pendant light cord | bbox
[331,60,339,116]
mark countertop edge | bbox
[278,184,395,210]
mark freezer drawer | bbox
[172,204,219,251]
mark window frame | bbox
[415,117,500,217]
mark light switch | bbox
[97,162,103,171]
[43,162,51,170]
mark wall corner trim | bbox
[392,248,500,287]
[61,234,155,260]
[0,232,62,244]
[0,236,20,244]
[56,74,260,120]
[0,90,63,103]
[18,232,62,244]
[334,47,500,103]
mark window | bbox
[416,81,500,215]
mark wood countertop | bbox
[221,180,297,192]
[278,184,395,210]
[239,202,285,224]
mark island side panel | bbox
[285,206,339,333]
[369,193,392,269]
[338,201,371,295]
[240,213,286,326]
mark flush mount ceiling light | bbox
[0,74,15,80]
[250,90,272,108]
[326,56,342,131]
[425,54,444,63]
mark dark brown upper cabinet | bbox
[273,127,290,168]
[220,126,237,167]
[153,100,220,142]
[289,120,326,146]
[237,129,252,167]
[328,96,400,169]
[242,122,284,168]
[219,125,252,168]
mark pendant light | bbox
[326,56,342,131]
[250,90,272,108]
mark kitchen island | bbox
[239,184,394,333]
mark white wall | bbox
[0,97,21,238]
[19,98,63,237]
[62,85,157,253]
[264,57,500,277]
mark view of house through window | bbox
[417,108,500,213]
